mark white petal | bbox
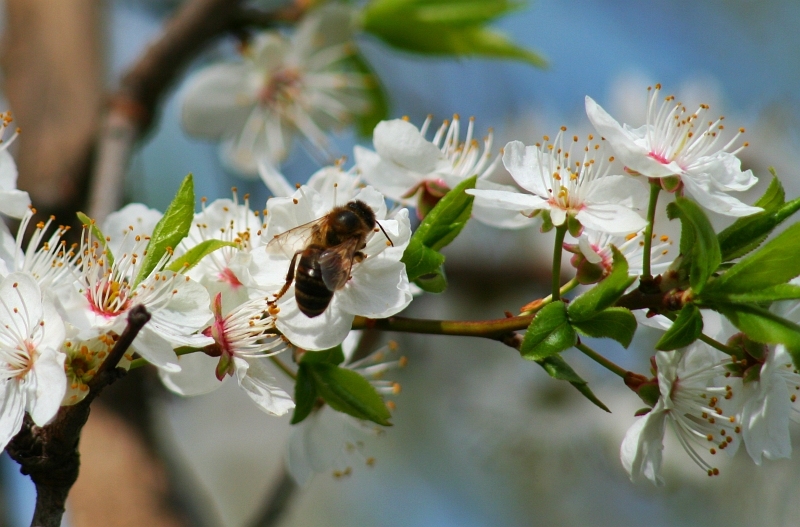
[577,203,647,235]
[681,176,762,217]
[181,63,255,139]
[26,348,67,426]
[0,150,18,191]
[258,161,295,198]
[373,120,443,173]
[275,294,353,350]
[701,152,758,192]
[0,272,44,330]
[131,328,181,373]
[336,258,412,318]
[234,357,294,416]
[501,141,549,196]
[0,189,31,219]
[0,380,25,450]
[466,189,546,213]
[354,145,420,204]
[585,96,677,178]
[159,352,223,396]
[620,407,667,485]
[286,407,348,485]
[471,179,537,229]
[102,203,163,262]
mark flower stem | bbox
[552,225,568,301]
[642,181,661,279]
[698,333,738,356]
[270,356,296,380]
[575,341,628,378]
[520,278,580,315]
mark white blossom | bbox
[0,112,30,219]
[181,5,372,176]
[354,116,526,227]
[0,273,66,449]
[160,293,294,417]
[621,346,740,485]
[585,85,761,217]
[468,130,648,235]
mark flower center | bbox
[88,279,131,317]
[218,267,244,288]
[259,68,302,108]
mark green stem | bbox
[520,278,580,315]
[575,341,628,378]
[698,333,738,357]
[270,356,296,380]
[642,181,661,279]
[552,225,568,301]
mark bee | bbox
[268,200,393,318]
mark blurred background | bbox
[3,0,800,526]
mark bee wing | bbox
[266,218,324,258]
[318,237,361,291]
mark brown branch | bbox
[6,306,151,527]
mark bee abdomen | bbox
[295,245,334,318]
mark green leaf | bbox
[350,52,389,137]
[716,303,800,354]
[571,307,637,348]
[717,174,800,261]
[707,283,800,303]
[77,211,114,268]
[401,175,477,290]
[291,365,317,425]
[666,198,721,293]
[655,304,703,351]
[414,175,477,251]
[705,222,800,295]
[300,345,346,366]
[414,266,448,293]
[166,240,237,273]
[134,174,195,286]
[308,363,392,426]
[362,1,546,67]
[520,301,577,360]
[536,355,610,412]
[568,247,635,321]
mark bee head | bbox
[333,200,376,234]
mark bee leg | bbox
[353,251,366,263]
[270,250,302,306]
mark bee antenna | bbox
[377,221,393,246]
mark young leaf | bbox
[166,240,237,273]
[568,247,635,322]
[666,198,721,293]
[571,307,637,348]
[308,363,392,426]
[536,355,610,412]
[134,174,195,286]
[717,174,800,261]
[414,175,477,251]
[520,301,577,361]
[413,266,448,293]
[401,237,446,283]
[362,0,546,67]
[706,283,800,303]
[77,211,114,268]
[291,365,318,425]
[715,303,800,355]
[655,304,703,351]
[704,222,800,295]
[300,345,346,366]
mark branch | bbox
[87,0,307,222]
[352,313,535,341]
[6,306,151,527]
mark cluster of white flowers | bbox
[2,53,790,490]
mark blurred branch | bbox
[88,0,308,222]
[247,465,298,527]
[6,306,151,527]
